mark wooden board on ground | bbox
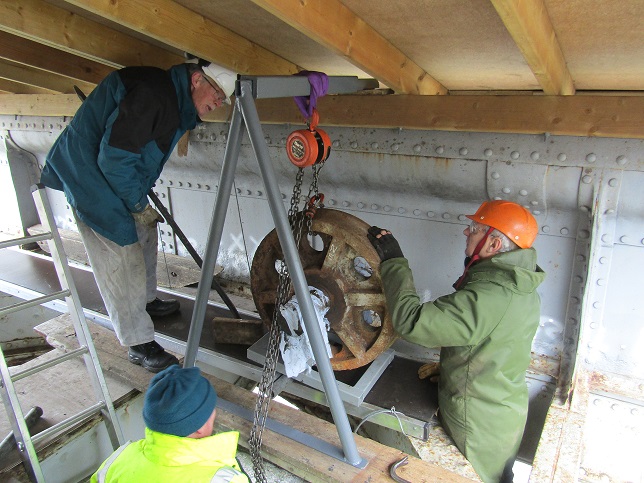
[37,314,475,483]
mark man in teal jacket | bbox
[40,60,236,372]
[91,365,249,482]
[368,200,545,482]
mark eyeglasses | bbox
[201,74,226,103]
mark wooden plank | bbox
[0,78,54,95]
[251,0,447,95]
[64,0,300,75]
[39,313,475,482]
[0,31,112,85]
[0,0,184,69]
[2,92,642,139]
[0,59,95,94]
[490,0,575,95]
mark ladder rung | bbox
[0,233,52,250]
[31,401,106,446]
[0,290,71,318]
[11,346,89,382]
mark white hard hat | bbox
[202,63,237,105]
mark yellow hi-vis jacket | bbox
[91,428,249,482]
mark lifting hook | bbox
[389,455,412,483]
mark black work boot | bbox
[128,341,179,373]
[145,297,180,317]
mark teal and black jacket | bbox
[380,248,545,482]
[41,64,198,246]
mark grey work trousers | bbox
[75,217,158,347]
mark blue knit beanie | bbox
[143,365,218,437]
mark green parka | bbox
[380,248,545,482]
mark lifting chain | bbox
[249,160,326,483]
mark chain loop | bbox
[249,161,325,483]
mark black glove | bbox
[367,226,404,261]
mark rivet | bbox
[459,147,468,156]
[593,301,601,309]
[491,172,500,180]
[558,153,567,162]
[590,322,597,329]
[160,230,165,235]
[442,212,451,220]
[601,234,611,243]
[383,205,391,212]
[168,180,174,185]
[494,196,502,201]
[413,209,421,216]
[391,143,399,151]
[161,193,166,198]
[575,275,583,283]
[611,404,619,411]
[178,181,184,187]
[641,238,644,245]
[371,142,379,149]
[560,227,569,235]
[484,148,493,157]
[605,208,615,214]
[196,133,203,140]
[533,210,541,215]
[237,188,242,194]
[413,144,422,153]
[427,211,436,218]
[571,296,580,304]
[357,202,365,209]
[511,151,519,160]
[221,134,227,142]
[280,138,286,145]
[435,146,444,154]
[398,207,406,214]
[187,182,192,187]
[586,153,597,163]
[530,200,539,206]
[342,201,350,207]
[608,178,618,187]
[332,140,340,148]
[351,141,358,149]
[205,185,210,190]
[579,229,590,239]
[576,254,586,262]
[530,151,539,161]
[265,137,272,144]
[458,214,467,221]
[620,235,630,244]
[632,408,639,416]
[502,187,511,194]
[257,190,263,196]
[597,278,605,286]
[371,204,379,210]
[246,189,252,195]
[582,175,592,184]
[599,256,607,264]
[519,189,528,196]
[210,134,217,141]
[579,205,589,212]
[616,155,628,166]
[327,199,335,205]
[158,179,164,184]
[197,184,202,189]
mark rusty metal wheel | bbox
[250,208,397,371]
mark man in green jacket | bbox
[368,200,545,483]
[91,365,249,482]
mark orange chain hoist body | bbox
[286,109,331,168]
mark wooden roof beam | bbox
[250,0,447,95]
[490,0,575,95]
[0,0,184,69]
[4,94,641,140]
[0,31,113,86]
[0,59,95,94]
[62,0,300,75]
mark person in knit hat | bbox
[91,365,249,482]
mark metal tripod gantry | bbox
[183,74,378,467]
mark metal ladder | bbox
[0,184,124,482]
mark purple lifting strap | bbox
[293,71,329,120]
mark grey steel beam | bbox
[238,75,378,99]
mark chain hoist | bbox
[249,116,328,483]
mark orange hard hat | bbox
[466,200,538,248]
